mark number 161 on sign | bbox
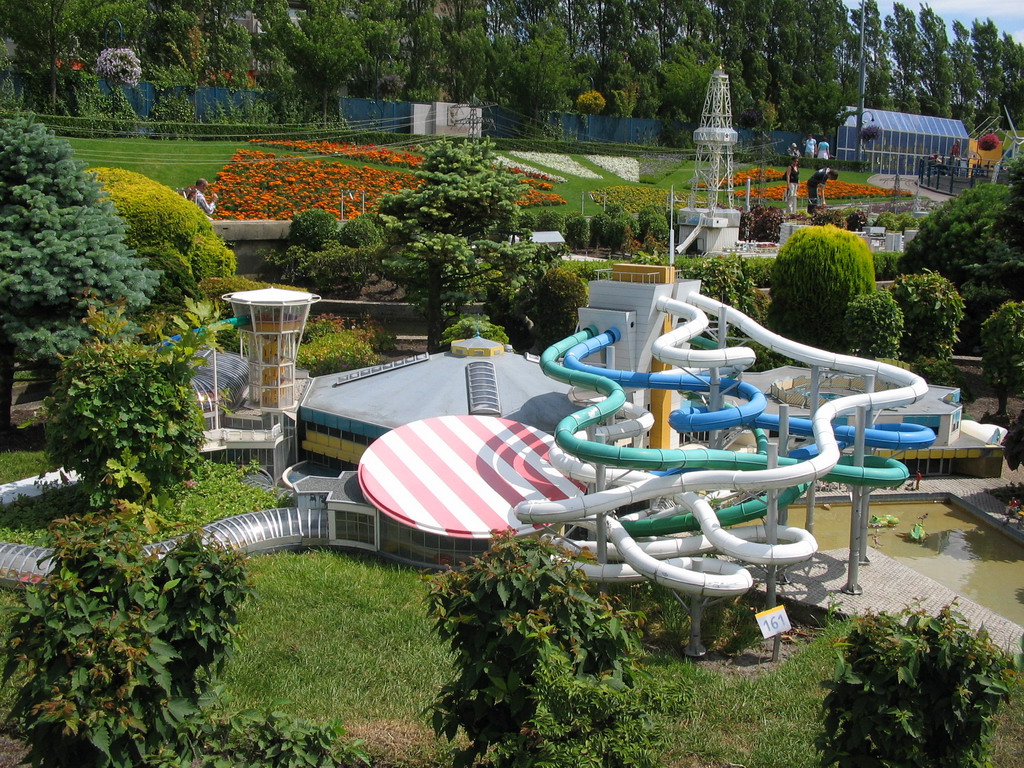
[755,605,792,639]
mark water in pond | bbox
[783,501,1024,627]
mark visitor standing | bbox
[804,135,817,158]
[788,142,800,159]
[817,138,830,159]
[806,167,838,214]
[784,157,800,214]
[192,178,217,216]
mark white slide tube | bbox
[652,296,757,371]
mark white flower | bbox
[95,47,141,87]
[586,155,640,182]
[493,154,566,183]
[510,151,602,179]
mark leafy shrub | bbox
[533,267,589,351]
[91,167,235,288]
[517,208,539,232]
[4,507,250,768]
[563,212,590,250]
[817,605,1017,768]
[909,356,965,390]
[297,331,382,376]
[844,291,903,358]
[535,208,564,232]
[739,205,783,242]
[844,208,868,231]
[676,256,764,321]
[302,314,395,352]
[981,301,1024,416]
[871,250,901,281]
[336,214,384,249]
[42,308,212,509]
[440,315,509,346]
[591,211,630,250]
[191,701,368,768]
[741,256,774,288]
[636,204,669,242]
[810,208,847,227]
[872,210,919,233]
[767,226,875,351]
[288,207,339,251]
[889,271,965,362]
[426,532,657,768]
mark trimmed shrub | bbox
[844,291,903,358]
[302,314,395,353]
[844,208,868,232]
[767,226,875,350]
[274,243,380,298]
[91,167,235,300]
[742,256,774,288]
[296,330,382,376]
[818,605,1016,768]
[873,210,919,233]
[563,212,590,250]
[440,315,510,347]
[739,205,783,242]
[810,208,847,227]
[909,356,966,390]
[981,301,1024,416]
[676,256,764,321]
[636,204,669,243]
[889,271,964,362]
[336,214,384,248]
[288,207,339,251]
[533,267,589,351]
[871,251,901,281]
[535,208,565,232]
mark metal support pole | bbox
[857,375,876,565]
[765,443,782,661]
[842,405,867,595]
[778,403,790,526]
[685,595,707,657]
[668,186,676,266]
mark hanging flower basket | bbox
[978,133,1001,152]
[737,107,763,130]
[377,74,404,99]
[860,124,881,143]
[95,47,141,87]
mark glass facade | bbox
[835,108,969,175]
[377,514,491,569]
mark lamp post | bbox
[103,17,125,46]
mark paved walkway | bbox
[866,172,951,203]
[752,474,1024,651]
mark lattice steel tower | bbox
[687,68,738,212]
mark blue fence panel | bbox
[341,98,411,133]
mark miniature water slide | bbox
[514,290,933,597]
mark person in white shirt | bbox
[817,139,830,159]
[193,178,218,215]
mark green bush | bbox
[767,226,875,351]
[981,301,1024,416]
[297,330,382,376]
[873,210,920,233]
[563,212,590,250]
[741,256,774,288]
[871,251,901,281]
[636,204,669,242]
[439,315,509,347]
[889,271,965,362]
[91,167,236,289]
[535,208,565,232]
[817,605,1017,768]
[288,208,339,251]
[302,314,395,353]
[336,214,384,249]
[426,532,658,768]
[810,208,847,227]
[844,208,868,232]
[844,291,903,358]
[533,267,589,351]
[909,356,966,390]
[739,205,783,242]
[4,507,250,768]
[676,256,765,321]
[272,242,381,298]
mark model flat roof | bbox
[301,351,579,434]
[357,415,582,538]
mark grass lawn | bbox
[65,137,251,190]
[0,452,50,486]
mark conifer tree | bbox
[0,116,157,430]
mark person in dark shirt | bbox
[784,158,800,214]
[806,167,838,214]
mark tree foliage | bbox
[981,301,1024,416]
[41,303,217,511]
[844,291,904,359]
[425,532,658,768]
[889,271,965,363]
[377,140,555,351]
[767,226,876,351]
[0,116,157,431]
[532,267,588,352]
[3,507,250,768]
[817,605,1017,768]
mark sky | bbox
[846,0,1024,43]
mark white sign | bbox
[755,605,792,639]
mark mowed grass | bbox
[65,137,250,190]
[0,452,50,486]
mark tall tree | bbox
[886,3,922,113]
[917,7,953,117]
[274,0,364,121]
[971,19,1004,125]
[439,0,489,103]
[1000,33,1024,128]
[377,140,554,351]
[400,0,442,101]
[0,116,157,431]
[950,21,981,127]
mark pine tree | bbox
[0,116,158,430]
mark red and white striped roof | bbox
[357,415,581,538]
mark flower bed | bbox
[509,151,602,179]
[591,185,668,213]
[586,155,640,182]
[493,154,566,183]
[212,149,565,219]
[249,138,423,167]
[747,181,911,202]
